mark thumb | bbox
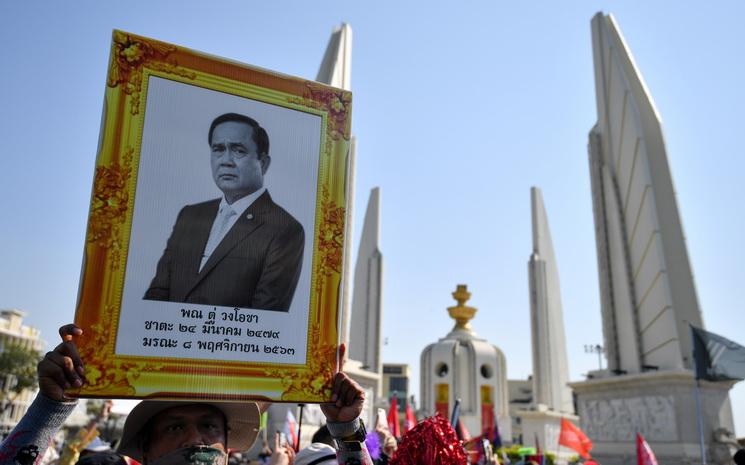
[337,343,346,372]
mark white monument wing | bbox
[588,13,703,374]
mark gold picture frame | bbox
[73,30,352,402]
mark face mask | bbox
[147,446,227,465]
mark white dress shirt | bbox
[199,187,266,271]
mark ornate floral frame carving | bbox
[73,31,351,402]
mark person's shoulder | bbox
[262,192,303,231]
[179,198,221,216]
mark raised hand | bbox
[320,344,365,423]
[37,324,85,401]
[269,431,295,465]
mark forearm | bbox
[336,447,374,465]
[0,394,77,465]
[328,418,374,465]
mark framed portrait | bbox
[73,30,352,402]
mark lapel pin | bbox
[246,213,254,220]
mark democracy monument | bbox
[379,11,738,465]
[225,12,740,465]
[1,8,742,465]
[569,12,737,465]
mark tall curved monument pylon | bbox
[349,187,383,373]
[315,23,357,348]
[528,187,574,415]
[570,12,736,465]
[588,13,703,375]
[316,24,384,427]
[267,23,371,446]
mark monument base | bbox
[345,359,382,427]
[518,405,579,465]
[570,370,737,465]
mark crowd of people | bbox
[0,324,742,465]
[0,324,373,465]
[0,321,568,465]
[0,324,491,465]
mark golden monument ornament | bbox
[447,284,477,332]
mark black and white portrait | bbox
[143,112,304,311]
[116,75,321,361]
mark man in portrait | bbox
[144,112,304,311]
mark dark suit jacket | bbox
[144,191,304,311]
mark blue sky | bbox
[1,1,743,436]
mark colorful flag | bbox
[489,419,510,464]
[691,325,745,381]
[388,394,401,438]
[404,402,417,433]
[462,437,483,464]
[534,434,545,465]
[636,433,658,465]
[558,418,593,459]
[491,417,503,449]
[456,419,471,441]
[283,410,298,451]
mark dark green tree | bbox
[0,343,41,414]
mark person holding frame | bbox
[77,31,352,398]
[0,325,373,465]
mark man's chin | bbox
[216,183,245,197]
[215,178,238,189]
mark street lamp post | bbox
[584,344,604,370]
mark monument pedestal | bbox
[345,359,381,427]
[570,370,736,465]
[518,405,578,465]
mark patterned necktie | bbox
[200,206,237,271]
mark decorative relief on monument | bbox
[580,395,677,441]
[544,421,561,453]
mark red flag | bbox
[388,395,401,438]
[456,419,471,441]
[404,402,417,432]
[462,437,483,464]
[558,418,593,459]
[636,433,659,465]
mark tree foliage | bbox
[0,343,41,398]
